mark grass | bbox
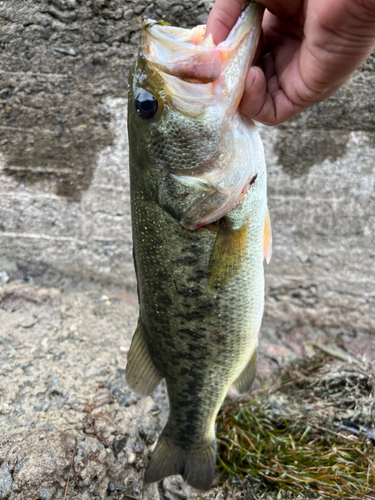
[216,355,375,499]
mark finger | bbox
[257,52,280,95]
[206,0,302,45]
[239,66,268,119]
[240,63,306,125]
[261,10,304,51]
[261,52,276,82]
[253,29,264,65]
[256,0,301,18]
[266,74,280,96]
[241,85,304,126]
[205,0,245,45]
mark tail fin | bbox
[144,432,217,491]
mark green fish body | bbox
[126,2,271,490]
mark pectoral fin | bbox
[263,206,272,264]
[230,346,257,395]
[207,218,248,289]
[126,321,163,396]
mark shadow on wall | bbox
[2,83,113,201]
[275,129,349,178]
[0,0,211,201]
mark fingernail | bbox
[245,67,256,93]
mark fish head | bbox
[128,2,264,229]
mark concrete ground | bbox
[0,273,373,500]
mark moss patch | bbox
[216,354,375,499]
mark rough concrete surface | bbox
[1,278,374,499]
[0,278,249,500]
[0,0,374,330]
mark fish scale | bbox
[126,2,270,491]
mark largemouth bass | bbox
[126,2,271,491]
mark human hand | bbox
[205,0,375,125]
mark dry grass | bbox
[216,354,375,499]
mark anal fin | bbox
[208,218,248,289]
[231,345,258,396]
[126,321,162,396]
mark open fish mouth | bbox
[142,20,222,83]
[142,3,263,91]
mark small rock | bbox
[102,7,123,19]
[39,488,51,500]
[0,462,12,500]
[44,27,53,39]
[123,8,134,20]
[13,458,29,474]
[107,481,115,494]
[51,0,77,9]
[142,482,161,500]
[0,271,9,286]
[0,259,16,274]
[47,6,76,23]
[134,4,145,14]
[197,13,209,24]
[33,12,52,26]
[53,125,63,138]
[171,5,183,17]
[55,114,66,123]
[53,47,76,56]
[113,435,127,454]
[92,52,104,65]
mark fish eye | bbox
[135,91,159,120]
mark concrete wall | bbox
[262,54,375,331]
[0,1,374,331]
[0,0,211,290]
